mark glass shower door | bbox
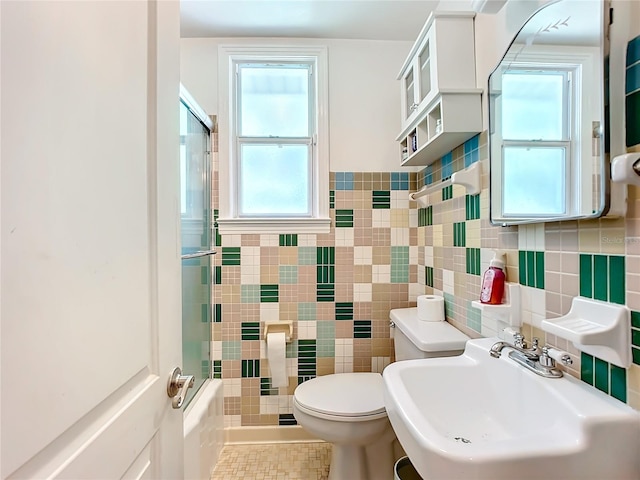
[180,97,212,407]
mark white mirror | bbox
[488,0,610,225]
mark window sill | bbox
[216,217,331,235]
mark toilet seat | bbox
[293,373,386,421]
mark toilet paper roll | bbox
[266,331,288,388]
[417,295,445,322]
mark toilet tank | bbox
[390,308,470,361]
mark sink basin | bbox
[383,338,640,479]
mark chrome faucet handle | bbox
[539,346,555,367]
[531,337,539,349]
[514,333,525,349]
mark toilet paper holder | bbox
[264,320,293,343]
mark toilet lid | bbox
[294,373,386,417]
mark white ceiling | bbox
[180,0,448,41]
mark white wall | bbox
[180,37,412,172]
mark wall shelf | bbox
[541,297,631,368]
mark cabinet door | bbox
[402,65,418,122]
[417,39,433,103]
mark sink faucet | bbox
[489,333,541,360]
[490,334,571,378]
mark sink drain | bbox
[454,436,472,444]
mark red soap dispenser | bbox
[480,252,506,304]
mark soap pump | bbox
[480,252,506,304]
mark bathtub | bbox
[183,379,224,480]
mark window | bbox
[217,46,330,234]
[500,67,575,218]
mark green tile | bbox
[466,301,481,333]
[336,302,353,320]
[260,284,279,303]
[335,209,354,228]
[317,284,335,302]
[241,285,260,303]
[594,357,609,393]
[581,352,594,385]
[454,222,466,247]
[298,303,316,321]
[241,322,260,340]
[610,364,627,402]
[418,208,427,227]
[579,254,593,298]
[632,329,640,348]
[632,311,640,329]
[212,360,222,379]
[298,247,317,265]
[535,251,545,289]
[626,91,640,148]
[609,255,625,304]
[427,206,433,226]
[297,340,316,376]
[329,190,335,209]
[317,321,335,340]
[214,266,222,285]
[425,266,434,287]
[593,255,608,301]
[279,234,298,246]
[221,247,241,266]
[242,359,260,378]
[214,303,222,323]
[354,320,372,339]
[317,246,335,265]
[279,265,298,284]
[317,338,335,358]
[519,250,527,285]
[317,265,335,284]
[372,191,391,209]
[633,347,640,366]
[260,377,278,395]
[222,341,241,360]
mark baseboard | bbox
[224,425,321,445]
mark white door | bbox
[1,1,185,478]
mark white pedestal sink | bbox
[383,338,640,480]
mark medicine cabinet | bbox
[488,0,610,225]
[397,11,482,167]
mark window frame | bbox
[217,45,330,234]
[500,66,575,218]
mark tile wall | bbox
[210,35,640,427]
[211,162,419,426]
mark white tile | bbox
[372,265,391,283]
[391,190,410,209]
[372,209,390,228]
[222,234,242,247]
[212,341,222,360]
[353,283,372,302]
[409,209,418,228]
[224,415,241,428]
[334,227,354,247]
[223,378,241,397]
[297,321,317,339]
[260,396,279,415]
[260,303,280,322]
[391,227,409,245]
[409,283,425,302]
[410,246,419,265]
[533,224,545,250]
[354,246,372,265]
[297,234,316,247]
[261,234,279,247]
[240,264,260,284]
[442,269,455,295]
[424,246,434,266]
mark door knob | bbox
[167,367,195,409]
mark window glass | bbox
[502,71,565,141]
[502,146,566,216]
[238,64,310,137]
[239,144,310,216]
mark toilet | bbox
[293,306,470,480]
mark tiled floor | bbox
[211,442,331,480]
